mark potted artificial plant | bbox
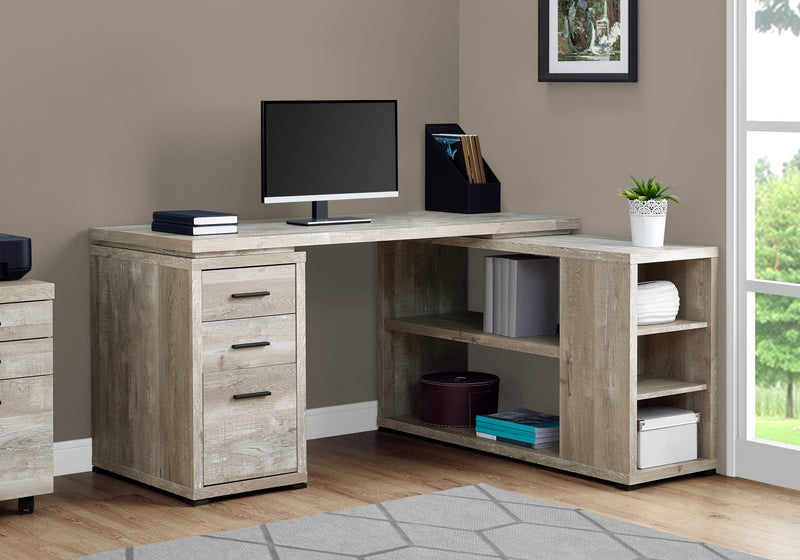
[618,176,681,247]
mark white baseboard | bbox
[54,400,378,476]
[305,400,378,440]
[54,438,94,476]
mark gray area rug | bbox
[75,483,767,559]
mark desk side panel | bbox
[559,257,635,476]
[91,248,197,489]
[294,259,307,477]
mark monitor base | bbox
[286,201,371,226]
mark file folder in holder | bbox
[425,124,501,214]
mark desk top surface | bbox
[89,211,582,257]
[432,234,719,264]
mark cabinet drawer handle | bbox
[233,391,272,400]
[231,341,270,349]
[231,291,271,298]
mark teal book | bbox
[476,431,558,449]
[475,418,559,436]
[474,422,559,442]
[475,427,558,445]
[476,407,560,433]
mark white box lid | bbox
[638,406,699,431]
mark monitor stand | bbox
[286,201,372,226]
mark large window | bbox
[732,0,800,490]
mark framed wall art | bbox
[538,0,638,82]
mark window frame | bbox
[728,0,800,489]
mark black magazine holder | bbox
[425,124,500,214]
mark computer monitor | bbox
[261,100,398,225]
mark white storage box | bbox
[637,406,699,469]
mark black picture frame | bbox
[538,0,638,83]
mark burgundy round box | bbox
[418,371,499,427]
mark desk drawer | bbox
[202,265,296,322]
[0,339,53,381]
[0,375,53,500]
[203,363,297,486]
[0,301,53,342]
[202,315,296,373]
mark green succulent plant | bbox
[618,176,682,205]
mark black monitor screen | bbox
[261,100,398,203]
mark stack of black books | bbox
[151,210,238,236]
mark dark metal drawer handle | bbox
[233,391,272,400]
[231,291,271,298]
[231,341,270,349]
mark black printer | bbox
[0,234,31,281]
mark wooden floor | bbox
[1,430,798,560]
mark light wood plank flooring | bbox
[0,430,798,560]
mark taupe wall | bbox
[458,1,727,467]
[2,1,728,458]
[1,1,459,441]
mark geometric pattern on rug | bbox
[74,483,768,560]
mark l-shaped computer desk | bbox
[89,210,717,502]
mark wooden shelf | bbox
[632,458,718,485]
[380,415,716,486]
[380,415,561,462]
[637,319,708,337]
[637,377,708,400]
[384,311,559,358]
[387,313,707,346]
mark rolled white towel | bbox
[637,280,680,325]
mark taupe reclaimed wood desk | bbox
[89,211,718,499]
[89,211,578,503]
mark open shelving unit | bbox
[377,234,718,487]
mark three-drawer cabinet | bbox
[90,246,306,504]
[201,265,300,487]
[0,279,54,514]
